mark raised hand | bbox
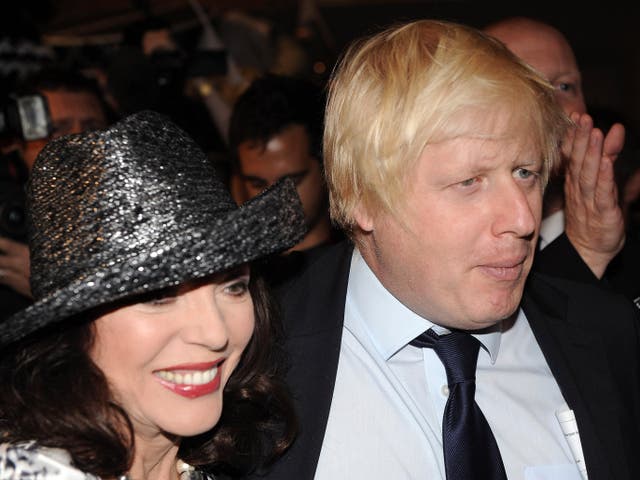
[561,112,626,278]
[0,236,32,298]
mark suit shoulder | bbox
[274,241,353,335]
[527,271,640,329]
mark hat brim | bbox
[1,179,306,347]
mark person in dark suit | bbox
[252,19,640,480]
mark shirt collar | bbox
[539,210,565,248]
[347,248,502,363]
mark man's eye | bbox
[248,180,267,190]
[458,177,479,187]
[514,168,539,181]
[82,120,104,131]
[556,82,574,93]
[49,126,66,138]
[287,173,307,186]
[50,120,73,138]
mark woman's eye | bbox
[138,286,179,306]
[224,279,250,297]
[142,294,177,306]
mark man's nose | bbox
[491,180,538,238]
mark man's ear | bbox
[353,200,374,232]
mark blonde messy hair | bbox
[324,19,570,234]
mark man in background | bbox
[228,74,338,253]
[18,68,110,170]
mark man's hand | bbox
[0,236,32,298]
[561,112,626,279]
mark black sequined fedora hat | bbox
[0,110,307,347]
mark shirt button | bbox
[441,385,450,397]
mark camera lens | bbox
[0,198,27,241]
[6,202,24,224]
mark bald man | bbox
[485,18,587,118]
[485,17,639,307]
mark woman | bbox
[0,111,307,479]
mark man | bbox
[228,74,337,252]
[19,68,110,170]
[0,67,110,316]
[484,17,640,307]
[255,20,640,480]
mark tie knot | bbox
[411,329,481,385]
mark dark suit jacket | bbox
[257,240,640,480]
[535,232,640,309]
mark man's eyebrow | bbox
[240,174,268,183]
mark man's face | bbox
[22,89,108,170]
[237,124,327,231]
[356,117,543,331]
[486,23,587,117]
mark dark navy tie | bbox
[411,329,507,480]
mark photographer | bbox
[1,67,111,317]
[0,148,30,316]
[16,68,111,170]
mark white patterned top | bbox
[0,442,215,480]
[0,442,97,479]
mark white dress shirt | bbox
[314,249,582,480]
[539,210,565,250]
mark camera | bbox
[0,93,51,141]
[0,149,28,242]
[0,182,27,242]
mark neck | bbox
[127,432,181,480]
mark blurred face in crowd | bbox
[90,266,254,440]
[485,19,587,117]
[237,124,328,248]
[22,88,108,170]
[355,110,543,331]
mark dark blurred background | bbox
[3,0,637,132]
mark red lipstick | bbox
[153,360,223,399]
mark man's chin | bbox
[460,298,522,331]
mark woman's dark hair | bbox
[0,317,134,477]
[0,269,296,478]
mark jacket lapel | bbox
[523,273,626,480]
[272,241,354,479]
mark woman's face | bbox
[90,265,255,439]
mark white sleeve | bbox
[0,442,97,480]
